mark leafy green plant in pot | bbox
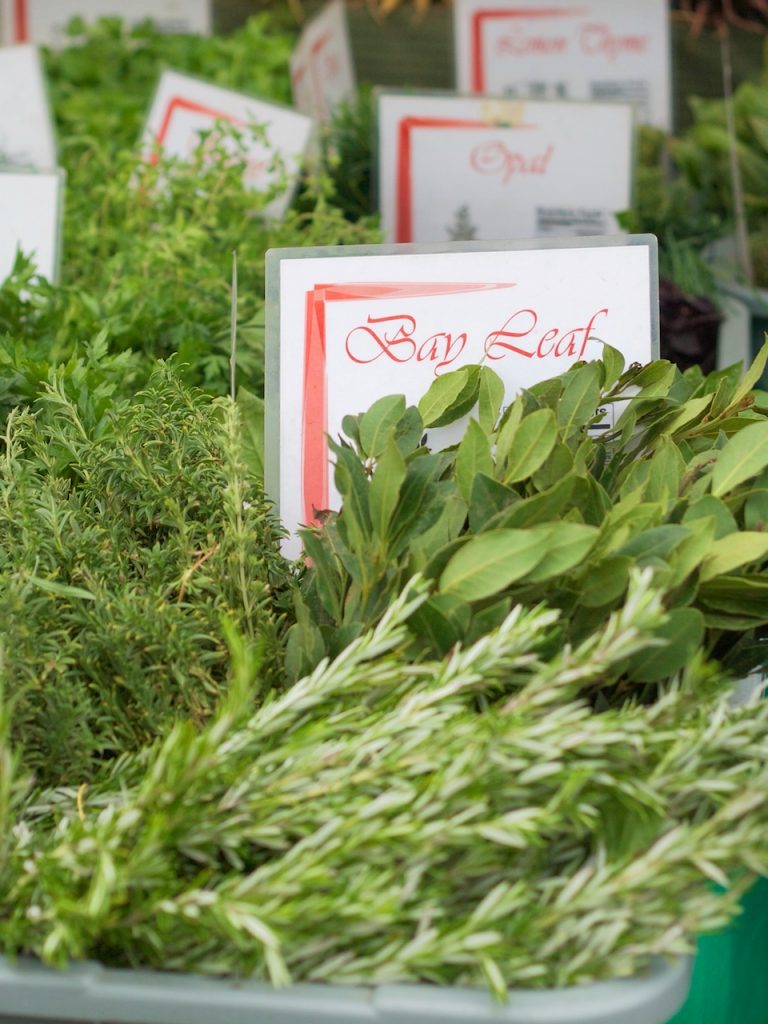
[620,125,723,375]
[671,73,768,387]
[675,0,768,285]
[670,2,768,389]
[288,344,768,683]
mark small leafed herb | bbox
[0,18,379,417]
[0,364,293,788]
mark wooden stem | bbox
[720,27,754,285]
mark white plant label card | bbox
[0,0,211,45]
[143,70,313,220]
[266,236,658,556]
[377,92,634,244]
[290,0,355,122]
[454,0,671,130]
[0,168,63,283]
[0,44,56,169]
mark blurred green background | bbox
[212,0,766,132]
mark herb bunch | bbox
[0,363,293,788]
[289,345,768,692]
[46,15,295,161]
[2,573,768,994]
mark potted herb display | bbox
[3,11,768,1024]
[671,66,768,383]
[3,348,768,1023]
[0,16,378,434]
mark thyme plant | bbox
[0,364,293,787]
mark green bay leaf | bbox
[624,607,705,683]
[456,419,493,503]
[712,420,768,496]
[359,394,406,458]
[524,524,598,582]
[439,528,551,602]
[700,532,768,581]
[502,408,558,484]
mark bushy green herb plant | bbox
[44,16,299,376]
[2,572,768,993]
[0,363,293,788]
[619,126,720,297]
[318,86,376,223]
[0,133,377,407]
[0,139,271,407]
[0,315,145,428]
[288,346,768,690]
[46,15,295,158]
[0,19,380,415]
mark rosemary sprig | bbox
[3,572,768,996]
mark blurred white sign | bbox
[267,237,657,555]
[454,0,671,130]
[290,0,355,123]
[143,70,313,219]
[0,168,63,283]
[378,91,633,244]
[0,0,211,46]
[0,44,56,169]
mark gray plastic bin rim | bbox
[0,954,692,1024]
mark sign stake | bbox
[230,249,238,402]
